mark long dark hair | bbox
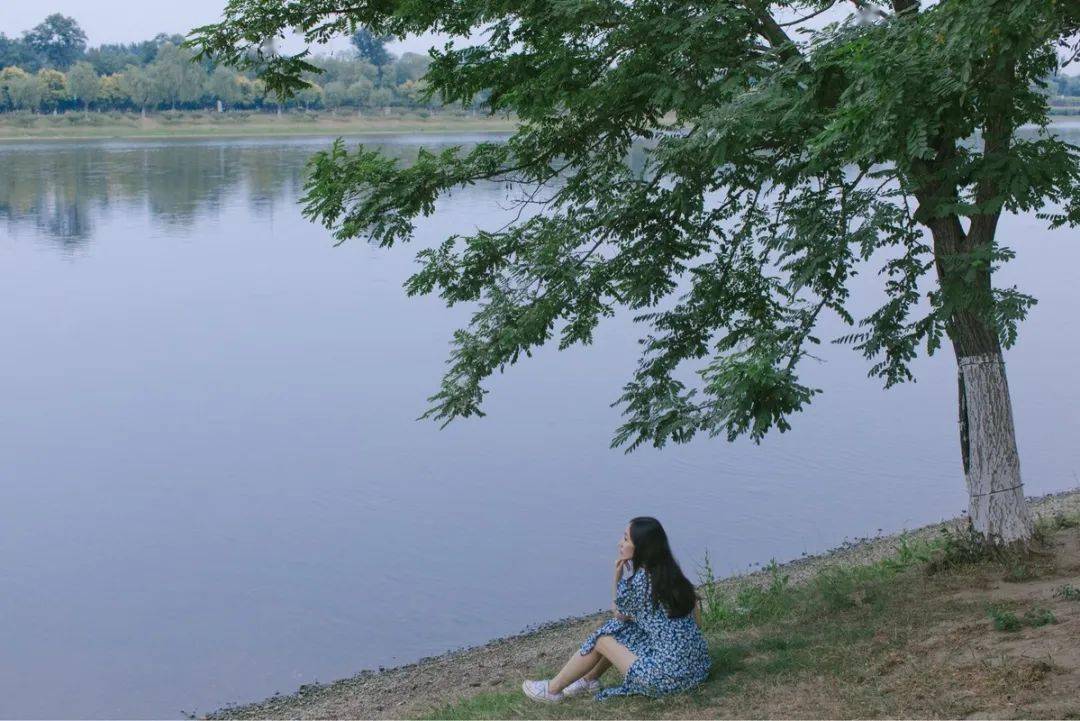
[629,516,697,618]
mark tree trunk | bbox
[926,209,1033,544]
[955,351,1033,543]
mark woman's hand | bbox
[614,557,630,580]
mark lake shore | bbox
[2,113,1075,143]
[202,486,1080,720]
[0,112,519,141]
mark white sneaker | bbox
[561,677,601,697]
[522,679,564,704]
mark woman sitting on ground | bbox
[522,516,711,703]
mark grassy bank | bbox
[0,111,519,141]
[204,489,1080,720]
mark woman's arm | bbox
[693,598,703,628]
[612,558,633,620]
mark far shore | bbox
[3,112,1077,144]
[0,112,520,142]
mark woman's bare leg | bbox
[548,647,602,693]
[583,656,612,681]
[548,636,637,694]
[595,635,638,676]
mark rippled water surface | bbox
[1,130,1078,718]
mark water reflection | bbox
[3,123,1074,248]
[0,137,521,245]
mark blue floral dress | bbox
[578,566,710,701]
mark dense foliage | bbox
[192,0,1080,451]
[0,14,474,113]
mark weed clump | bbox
[988,606,1022,632]
[924,521,1057,581]
[1001,560,1039,583]
[924,524,994,574]
[698,554,793,630]
[987,604,1056,632]
[1053,583,1080,601]
[1021,607,1056,627]
[1037,512,1080,533]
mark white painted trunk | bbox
[957,353,1034,544]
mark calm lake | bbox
[1,129,1078,718]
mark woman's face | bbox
[618,524,635,561]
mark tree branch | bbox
[745,1,802,62]
[891,0,920,16]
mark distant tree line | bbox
[0,14,475,114]
[1,13,1075,117]
[1050,74,1080,97]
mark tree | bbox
[67,61,100,111]
[295,82,324,110]
[84,43,142,75]
[394,52,430,86]
[323,80,349,108]
[119,66,154,116]
[347,76,375,108]
[0,33,40,71]
[1053,74,1080,96]
[194,1,1080,545]
[98,74,126,110]
[0,66,30,111]
[238,76,265,108]
[369,86,393,113]
[149,42,204,109]
[349,28,394,86]
[7,71,43,112]
[207,65,241,110]
[36,68,67,113]
[22,14,86,70]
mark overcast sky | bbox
[3,2,1075,73]
[0,0,453,56]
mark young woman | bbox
[522,516,710,703]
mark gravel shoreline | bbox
[202,487,1080,720]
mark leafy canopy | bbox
[190,1,1080,450]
